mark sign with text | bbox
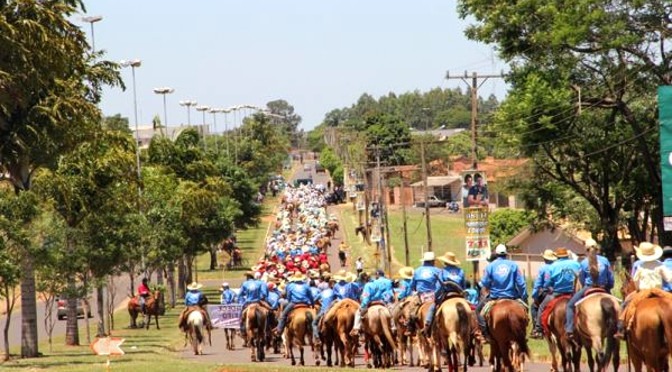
[207,304,243,329]
[464,206,490,261]
[659,86,672,228]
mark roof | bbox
[507,225,587,254]
[451,156,529,182]
[410,175,461,187]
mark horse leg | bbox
[155,313,160,330]
[585,345,594,372]
[299,344,305,366]
[546,335,559,372]
[611,337,620,372]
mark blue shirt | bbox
[333,281,355,300]
[350,281,363,298]
[439,265,466,290]
[544,258,581,294]
[185,291,204,306]
[465,288,479,305]
[396,279,412,301]
[664,259,672,292]
[310,286,321,300]
[220,289,237,305]
[411,263,441,294]
[532,263,552,300]
[480,257,528,300]
[238,279,268,305]
[360,281,380,308]
[317,288,338,316]
[286,282,314,305]
[579,255,614,291]
[267,289,281,310]
[374,277,394,304]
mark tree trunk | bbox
[96,284,105,337]
[64,280,79,346]
[20,257,39,357]
[82,298,91,345]
[3,284,17,361]
[156,267,164,286]
[42,292,55,353]
[129,269,135,302]
[209,246,217,271]
[106,276,116,333]
[167,262,176,308]
[177,257,186,299]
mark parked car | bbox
[56,297,92,320]
[414,195,447,208]
[315,163,326,173]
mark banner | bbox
[464,206,490,261]
[659,86,672,230]
[207,304,242,329]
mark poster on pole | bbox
[207,304,243,329]
[461,170,490,261]
[659,86,672,229]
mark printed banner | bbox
[207,304,242,329]
[464,206,490,261]
[659,86,672,227]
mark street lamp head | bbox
[82,15,103,23]
[153,87,174,94]
[195,105,210,112]
[120,59,142,68]
[179,100,197,107]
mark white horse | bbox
[185,310,205,355]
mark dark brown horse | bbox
[488,299,530,372]
[319,298,359,367]
[128,290,165,329]
[544,295,580,372]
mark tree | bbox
[458,0,672,257]
[103,114,132,135]
[265,100,302,147]
[0,0,121,356]
[489,208,534,247]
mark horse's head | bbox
[620,269,636,298]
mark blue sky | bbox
[82,0,507,131]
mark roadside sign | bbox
[208,304,243,329]
[91,336,125,356]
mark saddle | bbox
[292,303,311,310]
[573,288,608,308]
[367,300,385,308]
[541,294,572,335]
[480,299,528,320]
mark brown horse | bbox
[488,299,530,372]
[574,292,621,372]
[433,297,472,372]
[128,290,165,329]
[224,328,236,350]
[243,303,268,362]
[414,299,435,368]
[320,298,359,367]
[392,296,419,366]
[361,304,396,368]
[544,295,580,372]
[284,305,318,366]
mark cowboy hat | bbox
[288,271,307,282]
[584,238,599,249]
[636,242,663,262]
[554,247,570,258]
[187,282,203,291]
[420,251,435,262]
[345,272,358,283]
[437,252,460,266]
[333,269,348,281]
[398,266,414,280]
[244,271,255,278]
[542,249,557,261]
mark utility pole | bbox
[445,70,504,279]
[399,170,410,266]
[420,107,433,252]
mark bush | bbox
[489,208,534,246]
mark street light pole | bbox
[81,15,103,52]
[179,100,197,127]
[195,105,210,151]
[153,87,174,136]
[209,108,222,154]
[120,59,142,191]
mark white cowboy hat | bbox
[636,242,663,262]
[187,282,203,291]
[398,266,414,280]
[437,252,461,266]
[584,238,599,248]
[420,251,435,262]
[542,249,557,261]
[287,271,307,282]
[333,269,348,281]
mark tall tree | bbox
[0,0,121,356]
[265,100,302,147]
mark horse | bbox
[574,292,621,372]
[543,295,580,372]
[284,305,318,366]
[224,328,236,350]
[361,304,396,368]
[414,300,435,369]
[392,296,419,366]
[487,299,530,372]
[243,303,268,362]
[433,297,473,372]
[184,310,205,355]
[320,298,359,367]
[128,290,165,329]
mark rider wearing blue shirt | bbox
[477,244,528,339]
[179,282,211,331]
[312,279,339,341]
[565,239,614,339]
[275,272,314,335]
[238,272,269,333]
[374,270,394,305]
[220,282,237,305]
[408,252,442,334]
[663,247,672,292]
[350,272,378,336]
[530,250,557,338]
[424,252,465,337]
[537,248,580,335]
[396,267,413,301]
[266,283,281,310]
[464,281,479,306]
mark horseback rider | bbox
[395,266,414,301]
[178,282,211,331]
[565,239,614,341]
[536,247,580,335]
[220,282,237,305]
[312,277,338,344]
[423,252,465,337]
[275,271,314,335]
[464,281,479,306]
[333,270,358,301]
[530,249,557,339]
[477,244,528,341]
[350,270,385,337]
[137,278,151,314]
[408,252,442,335]
[238,271,268,334]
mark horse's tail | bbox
[456,301,470,351]
[378,308,397,350]
[508,305,530,358]
[305,310,314,339]
[658,298,672,360]
[600,297,617,366]
[588,245,599,286]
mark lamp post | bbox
[223,108,231,158]
[179,100,197,126]
[81,15,103,52]
[195,105,210,151]
[153,87,174,136]
[119,59,142,189]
